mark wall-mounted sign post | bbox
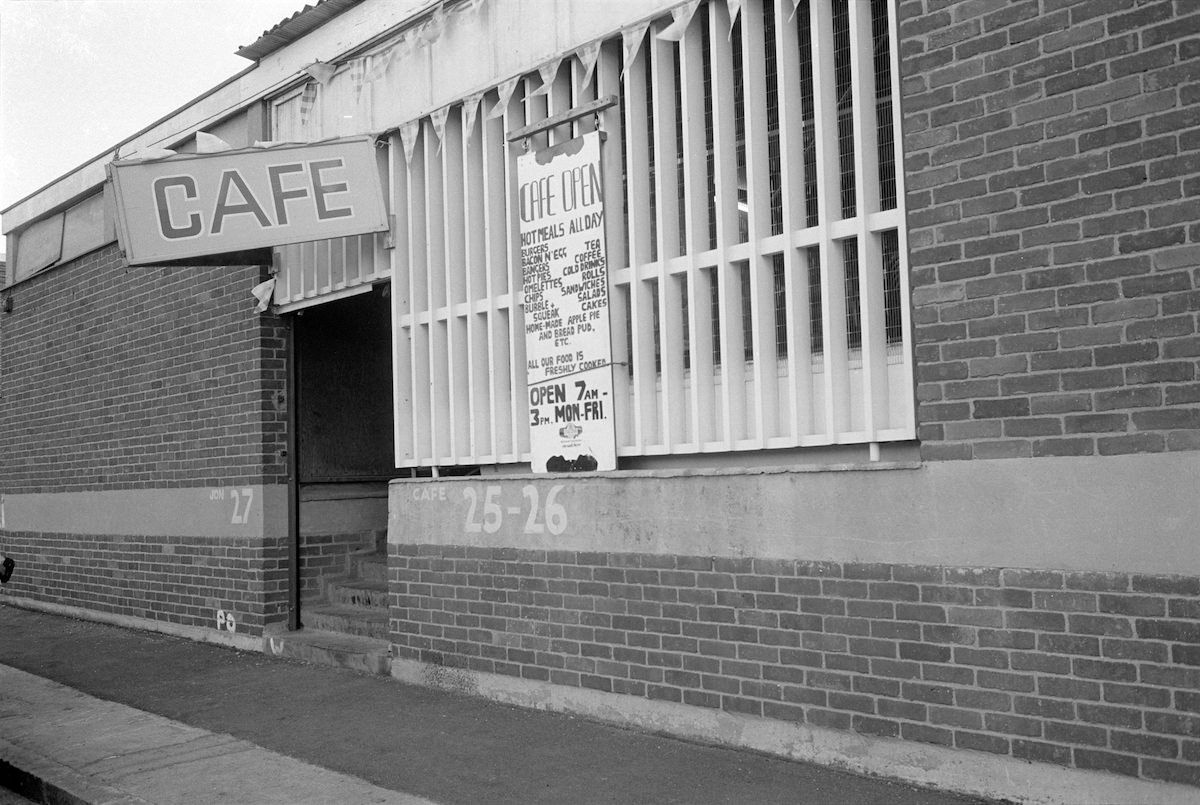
[108,136,389,266]
[517,131,616,472]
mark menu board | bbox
[517,131,617,472]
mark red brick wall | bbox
[0,244,287,492]
[0,532,288,635]
[392,545,1200,787]
[0,244,289,633]
[901,0,1200,461]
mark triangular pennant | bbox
[727,0,742,38]
[621,21,650,78]
[350,57,367,102]
[657,0,701,42]
[431,106,450,155]
[299,81,318,128]
[529,57,562,98]
[487,76,520,120]
[575,41,602,93]
[195,131,232,154]
[400,119,421,165]
[788,0,803,23]
[365,42,398,83]
[462,92,485,146]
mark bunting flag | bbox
[621,21,650,78]
[349,57,367,102]
[487,75,520,120]
[789,0,804,23]
[727,0,743,38]
[657,0,701,42]
[431,105,450,155]
[400,119,421,165]
[462,91,485,146]
[529,57,562,98]
[195,132,232,154]
[299,81,319,128]
[575,41,602,93]
[365,41,399,84]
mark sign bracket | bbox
[506,95,618,143]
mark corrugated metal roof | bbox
[235,0,366,61]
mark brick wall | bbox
[0,532,288,635]
[392,546,1200,787]
[0,527,379,635]
[0,244,290,633]
[0,243,287,492]
[902,0,1200,461]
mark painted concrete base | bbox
[1,597,262,653]
[390,656,1197,805]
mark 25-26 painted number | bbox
[462,484,567,536]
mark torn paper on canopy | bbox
[251,278,276,312]
[302,61,337,85]
[121,147,177,163]
[416,10,445,47]
[195,132,232,154]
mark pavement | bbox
[0,603,996,805]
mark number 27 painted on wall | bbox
[462,485,567,535]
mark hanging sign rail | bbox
[506,95,618,143]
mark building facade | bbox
[2,0,1198,800]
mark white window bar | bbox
[386,0,913,470]
[270,83,390,312]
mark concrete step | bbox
[303,602,390,640]
[355,552,388,584]
[326,577,389,609]
[264,626,391,676]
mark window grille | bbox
[832,0,857,220]
[269,83,391,311]
[381,0,912,468]
[871,0,898,211]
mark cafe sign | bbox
[108,136,389,265]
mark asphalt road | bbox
[0,604,998,805]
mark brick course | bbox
[903,0,1200,461]
[0,244,287,492]
[392,545,1200,786]
[0,531,288,635]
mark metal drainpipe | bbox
[286,313,302,631]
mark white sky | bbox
[0,0,305,222]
